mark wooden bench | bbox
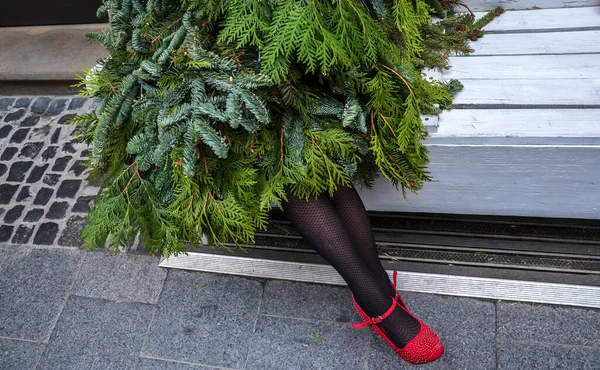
[359,1,600,220]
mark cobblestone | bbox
[0,97,15,110]
[0,185,19,204]
[20,115,41,127]
[52,156,71,171]
[47,99,68,116]
[33,188,53,206]
[19,142,44,159]
[9,128,30,143]
[0,225,14,242]
[57,180,82,199]
[14,97,31,109]
[47,202,69,220]
[31,97,51,114]
[0,95,99,246]
[16,187,31,202]
[7,161,34,182]
[1,147,18,161]
[4,205,25,224]
[34,222,59,245]
[24,209,44,223]
[50,128,61,144]
[4,109,25,122]
[41,146,58,160]
[26,164,49,183]
[0,125,12,139]
[12,225,35,244]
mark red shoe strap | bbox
[352,293,399,329]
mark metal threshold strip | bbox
[159,252,600,309]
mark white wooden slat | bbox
[432,109,600,137]
[469,31,600,55]
[358,145,600,219]
[473,7,600,32]
[453,79,600,106]
[462,0,599,11]
[443,54,600,80]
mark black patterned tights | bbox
[282,184,421,348]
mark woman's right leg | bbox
[282,188,421,348]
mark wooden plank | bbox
[473,7,600,32]
[432,109,600,137]
[461,0,598,11]
[469,31,600,55]
[444,54,600,80]
[358,145,600,219]
[453,79,600,106]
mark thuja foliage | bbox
[71,0,502,256]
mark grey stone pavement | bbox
[1,96,600,369]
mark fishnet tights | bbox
[282,184,421,348]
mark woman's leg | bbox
[282,188,421,347]
[329,184,396,298]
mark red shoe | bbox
[350,271,444,365]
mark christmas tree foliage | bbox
[71,0,502,256]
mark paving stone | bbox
[31,97,51,114]
[74,250,167,303]
[72,195,95,213]
[9,128,30,143]
[33,223,59,245]
[16,186,31,201]
[46,201,69,220]
[0,338,43,370]
[26,164,49,184]
[43,173,61,186]
[68,97,87,110]
[246,315,369,370]
[1,146,19,160]
[137,358,226,370]
[41,146,58,160]
[498,340,600,370]
[368,294,496,370]
[262,280,356,323]
[26,164,49,183]
[0,124,12,139]
[30,124,51,140]
[0,163,7,177]
[7,161,33,182]
[498,301,600,347]
[12,225,35,244]
[50,127,61,144]
[37,295,153,370]
[0,184,19,204]
[33,188,54,206]
[81,148,91,158]
[24,209,45,222]
[52,156,72,171]
[142,270,262,368]
[19,142,45,159]
[57,180,82,198]
[58,113,77,125]
[20,115,41,127]
[0,225,14,242]
[4,109,25,122]
[69,160,88,176]
[4,205,25,224]
[46,98,68,116]
[14,97,31,109]
[0,97,15,110]
[62,142,77,154]
[57,216,87,248]
[0,247,80,340]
